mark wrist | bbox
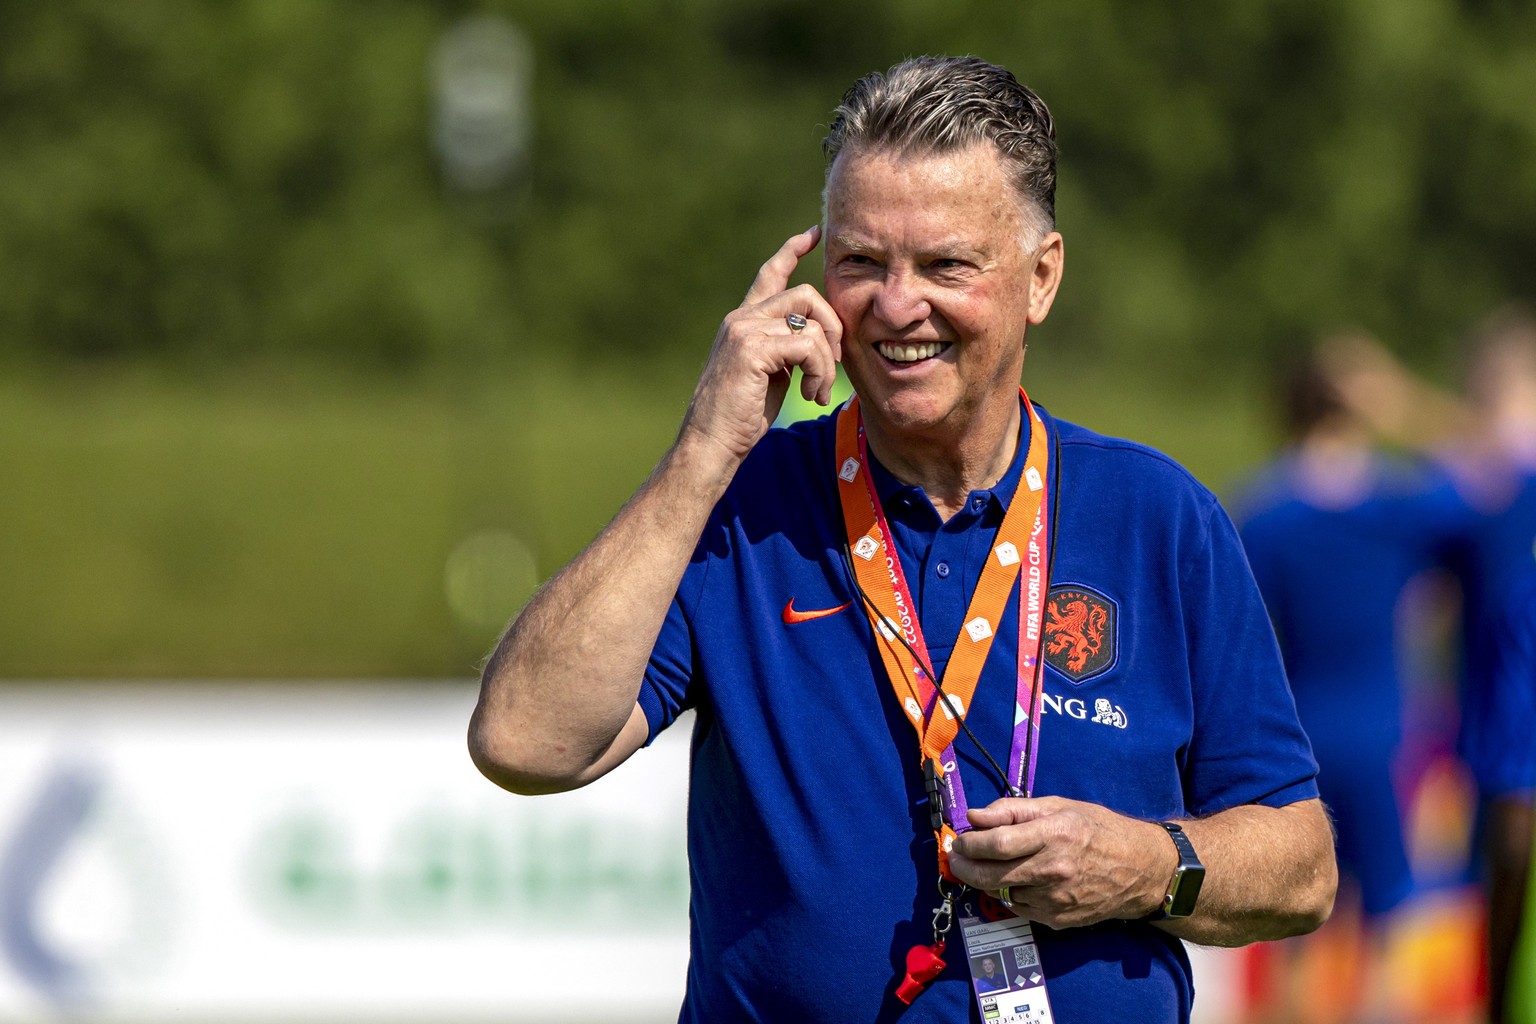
[666,429,744,497]
[1139,819,1181,916]
[1145,821,1206,920]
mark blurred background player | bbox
[1319,305,1536,1022]
[1322,305,1536,788]
[1234,336,1472,1023]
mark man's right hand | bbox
[472,228,844,795]
[679,226,844,464]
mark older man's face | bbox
[823,144,1061,449]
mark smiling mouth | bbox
[876,341,951,365]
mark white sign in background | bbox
[0,683,691,1023]
[0,683,1244,1023]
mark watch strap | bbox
[1147,821,1205,920]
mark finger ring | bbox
[997,886,1013,908]
[786,313,808,332]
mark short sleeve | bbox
[638,591,696,743]
[1182,500,1320,813]
[636,504,724,743]
[1236,515,1291,654]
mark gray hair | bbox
[823,56,1058,234]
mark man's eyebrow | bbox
[827,232,874,253]
[827,235,986,261]
[925,241,986,260]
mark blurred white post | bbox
[431,15,533,195]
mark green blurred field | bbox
[0,356,1271,679]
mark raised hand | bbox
[679,226,844,463]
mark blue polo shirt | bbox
[640,403,1319,1024]
[1233,454,1468,915]
[1234,454,1467,722]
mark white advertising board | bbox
[0,682,1246,1023]
[0,683,691,1023]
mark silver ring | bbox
[786,313,808,332]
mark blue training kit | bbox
[1235,454,1468,916]
[639,403,1320,1023]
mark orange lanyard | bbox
[835,390,1051,874]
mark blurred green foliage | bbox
[4,0,1534,371]
[1,1,1533,676]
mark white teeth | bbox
[877,341,948,364]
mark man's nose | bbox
[871,271,931,330]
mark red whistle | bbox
[896,941,947,1004]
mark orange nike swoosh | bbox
[782,598,853,624]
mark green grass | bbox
[0,361,684,677]
[0,356,1274,678]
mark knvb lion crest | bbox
[1043,584,1118,683]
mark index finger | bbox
[952,818,1050,864]
[964,797,1066,834]
[742,225,821,306]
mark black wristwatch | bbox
[1146,821,1205,920]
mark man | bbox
[471,56,1335,1022]
[973,956,1008,995]
[1320,308,1536,794]
[1235,344,1466,922]
[1322,308,1536,1022]
[1234,343,1470,1021]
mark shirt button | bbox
[936,562,951,579]
[971,496,985,510]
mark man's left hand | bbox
[948,796,1175,930]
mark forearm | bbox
[1318,333,1475,451]
[1154,798,1336,946]
[469,434,737,794]
[951,795,1335,943]
[469,227,839,795]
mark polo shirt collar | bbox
[863,401,1031,519]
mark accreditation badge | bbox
[959,898,1056,1023]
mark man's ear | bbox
[1027,232,1064,326]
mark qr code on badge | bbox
[1013,944,1040,969]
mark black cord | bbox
[841,536,1014,794]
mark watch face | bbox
[1157,821,1205,918]
[1167,865,1206,917]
